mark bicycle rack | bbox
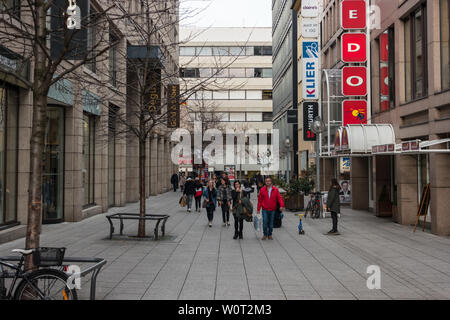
[0,256,107,300]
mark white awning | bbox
[336,124,395,154]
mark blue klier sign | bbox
[302,41,319,100]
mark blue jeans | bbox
[262,210,275,236]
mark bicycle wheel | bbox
[14,268,78,300]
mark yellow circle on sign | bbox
[352,110,359,117]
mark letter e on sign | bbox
[341,33,367,62]
[341,0,366,29]
[342,66,367,96]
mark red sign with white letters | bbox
[342,66,367,96]
[343,100,367,126]
[341,0,366,29]
[341,33,367,62]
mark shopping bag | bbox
[179,195,187,207]
[253,214,262,232]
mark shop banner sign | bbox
[342,66,367,96]
[303,102,318,141]
[341,0,366,29]
[167,84,180,128]
[301,0,319,18]
[341,33,367,62]
[302,18,319,38]
[302,41,319,100]
[342,100,367,126]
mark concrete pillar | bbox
[429,152,450,236]
[320,158,335,192]
[351,157,369,210]
[157,135,164,194]
[164,138,170,192]
[150,134,158,196]
[145,139,150,198]
[395,155,418,226]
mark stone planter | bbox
[284,193,304,211]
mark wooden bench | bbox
[106,213,170,240]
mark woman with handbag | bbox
[231,181,248,240]
[194,177,203,212]
[203,180,217,227]
[217,177,232,227]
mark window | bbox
[262,90,273,100]
[229,90,246,99]
[379,28,395,111]
[212,68,229,78]
[254,68,263,77]
[199,68,212,78]
[216,112,229,121]
[245,47,254,56]
[441,0,450,90]
[180,68,199,78]
[262,68,272,78]
[263,46,273,56]
[246,68,255,78]
[180,47,195,56]
[212,47,229,56]
[83,114,95,206]
[229,113,246,121]
[109,33,119,87]
[86,6,98,73]
[262,112,272,121]
[404,5,427,101]
[246,91,262,99]
[196,47,212,56]
[246,113,263,121]
[213,91,229,99]
[254,46,272,56]
[195,90,213,100]
[229,47,244,56]
[229,68,246,78]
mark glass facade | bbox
[379,28,395,112]
[83,113,95,206]
[42,107,64,223]
[180,67,272,78]
[180,46,272,56]
[0,85,18,227]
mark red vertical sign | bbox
[341,0,366,29]
[343,100,368,126]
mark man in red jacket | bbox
[257,177,284,240]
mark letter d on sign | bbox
[366,265,381,289]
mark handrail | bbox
[0,256,107,300]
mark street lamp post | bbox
[284,137,292,183]
[312,116,325,192]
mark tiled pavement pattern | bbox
[1,191,449,300]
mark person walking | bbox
[179,173,186,193]
[326,178,341,235]
[183,177,196,213]
[171,172,179,192]
[231,180,248,239]
[203,180,217,227]
[194,177,203,212]
[217,177,232,227]
[257,177,284,240]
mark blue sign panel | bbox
[303,41,319,59]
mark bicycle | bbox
[0,247,78,300]
[304,192,322,219]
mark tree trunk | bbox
[25,0,50,269]
[137,138,146,237]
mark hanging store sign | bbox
[342,100,367,126]
[301,0,319,18]
[167,84,180,128]
[341,33,367,62]
[303,102,318,141]
[341,0,366,29]
[302,18,319,38]
[342,66,367,96]
[287,109,298,124]
[302,41,319,100]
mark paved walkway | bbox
[1,191,449,300]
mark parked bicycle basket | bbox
[32,247,66,267]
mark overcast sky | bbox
[180,0,272,28]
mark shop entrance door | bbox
[42,107,64,223]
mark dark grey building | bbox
[272,0,298,181]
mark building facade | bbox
[179,27,274,178]
[0,0,179,242]
[272,0,299,181]
[316,0,450,236]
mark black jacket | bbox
[184,180,196,195]
[327,187,341,213]
[171,174,178,184]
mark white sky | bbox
[180,0,272,28]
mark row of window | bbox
[190,112,273,122]
[191,90,272,101]
[180,46,272,57]
[180,67,273,78]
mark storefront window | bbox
[0,85,18,226]
[441,0,450,90]
[379,28,395,112]
[42,107,64,223]
[83,113,95,206]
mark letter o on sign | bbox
[342,66,367,96]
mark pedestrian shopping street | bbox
[1,191,449,300]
